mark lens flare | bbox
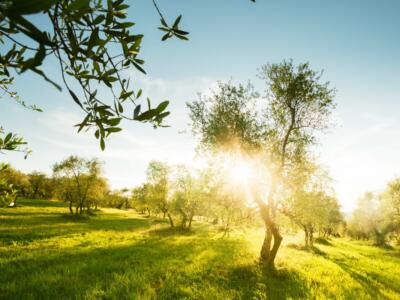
[230,159,253,184]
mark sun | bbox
[230,160,253,184]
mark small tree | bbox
[285,190,342,247]
[0,165,30,206]
[146,161,174,226]
[53,155,103,214]
[28,172,47,199]
[381,178,400,244]
[131,184,151,215]
[348,192,390,245]
[170,165,210,230]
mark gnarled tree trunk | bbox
[167,212,174,227]
[304,227,309,247]
[257,199,282,269]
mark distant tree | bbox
[282,163,343,246]
[284,190,342,247]
[131,184,151,216]
[53,155,103,214]
[146,161,174,226]
[28,171,46,199]
[348,192,390,246]
[170,165,211,230]
[86,176,109,211]
[103,189,127,209]
[0,173,17,207]
[0,165,30,206]
[380,178,400,244]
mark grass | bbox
[1,199,399,299]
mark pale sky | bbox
[1,0,399,212]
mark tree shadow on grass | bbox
[328,256,400,297]
[287,243,326,256]
[329,259,388,298]
[314,237,332,246]
[17,199,68,208]
[0,212,156,245]
[0,230,253,299]
[225,263,311,299]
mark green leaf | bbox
[4,133,12,144]
[107,118,122,126]
[66,0,90,12]
[7,0,60,15]
[10,15,53,45]
[160,18,168,27]
[118,102,124,113]
[88,28,99,51]
[172,15,182,29]
[156,100,169,113]
[76,114,91,133]
[31,68,62,91]
[134,109,158,121]
[131,60,146,74]
[134,104,141,118]
[106,127,122,133]
[68,89,84,109]
[136,89,142,99]
[93,15,105,25]
[100,138,105,150]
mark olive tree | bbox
[254,60,336,267]
[381,178,400,244]
[53,155,103,214]
[169,165,211,230]
[284,190,342,247]
[0,0,256,152]
[188,60,336,268]
[146,160,174,226]
[0,0,192,149]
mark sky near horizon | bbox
[1,0,399,212]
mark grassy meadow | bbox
[1,199,399,300]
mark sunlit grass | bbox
[1,199,399,299]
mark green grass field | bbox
[1,199,399,300]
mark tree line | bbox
[1,59,399,270]
[348,180,400,246]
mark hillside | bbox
[1,199,399,300]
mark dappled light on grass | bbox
[1,199,400,299]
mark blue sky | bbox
[1,0,399,212]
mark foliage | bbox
[53,155,106,214]
[0,165,30,199]
[188,60,337,268]
[0,127,29,158]
[347,192,390,246]
[282,163,343,246]
[349,181,400,246]
[145,161,172,223]
[381,178,400,244]
[284,190,342,247]
[188,82,261,153]
[0,176,16,207]
[169,165,212,230]
[131,184,151,215]
[0,0,190,149]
